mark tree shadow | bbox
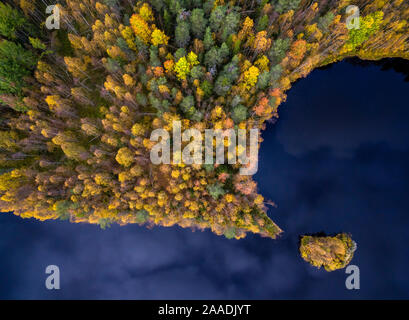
[346,57,409,81]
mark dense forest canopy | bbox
[0,0,408,239]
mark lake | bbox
[1,59,408,299]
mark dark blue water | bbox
[1,60,409,299]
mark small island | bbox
[299,233,357,272]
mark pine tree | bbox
[190,8,207,39]
[0,40,36,95]
[0,2,26,39]
[175,21,190,48]
[203,27,214,50]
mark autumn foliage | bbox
[0,0,408,239]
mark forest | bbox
[0,0,408,239]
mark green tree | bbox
[203,27,214,50]
[221,10,240,41]
[231,104,247,123]
[169,0,182,15]
[190,8,207,39]
[175,21,190,48]
[0,40,36,95]
[180,95,202,121]
[214,55,239,95]
[174,47,186,61]
[205,44,229,69]
[274,0,301,14]
[268,64,283,86]
[224,227,237,239]
[214,75,232,96]
[135,210,149,223]
[0,2,26,39]
[207,183,225,199]
[223,55,240,81]
[205,47,221,69]
[200,80,213,97]
[209,5,226,33]
[256,14,269,32]
[268,38,290,63]
[219,42,230,62]
[29,37,47,50]
[317,12,335,32]
[256,71,270,90]
[149,46,161,67]
[190,65,204,79]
